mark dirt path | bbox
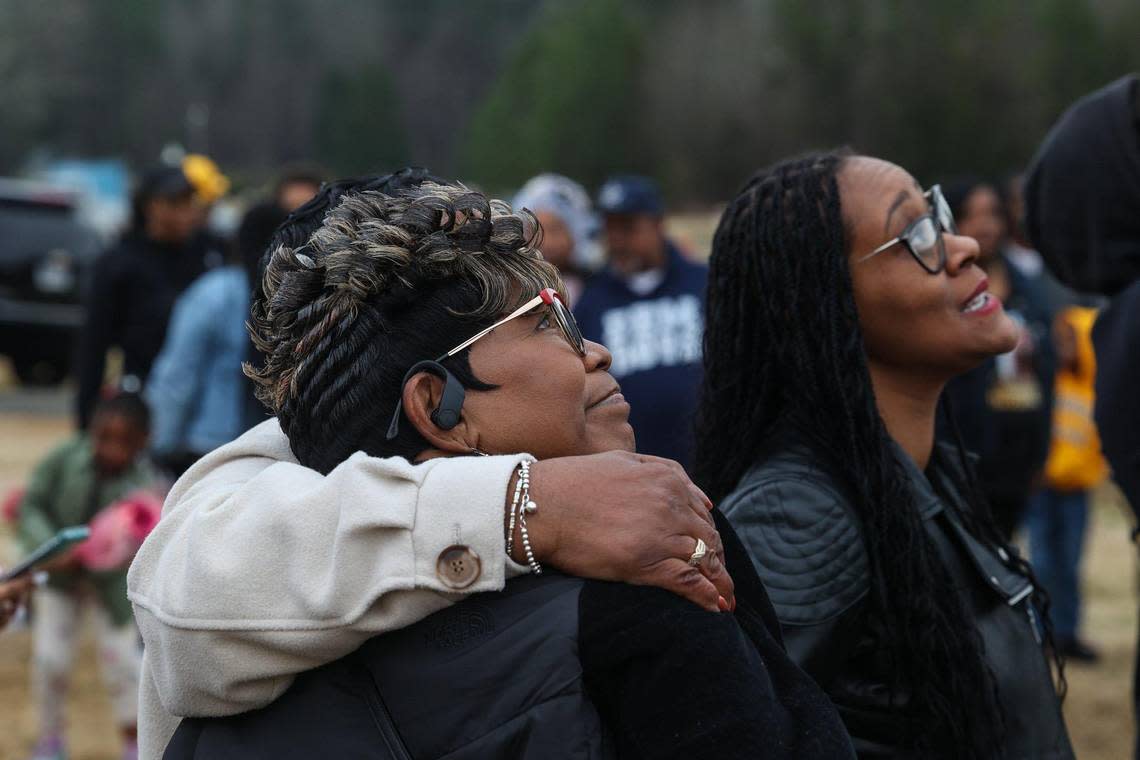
[1061,484,1138,758]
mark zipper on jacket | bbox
[356,655,414,760]
[1025,602,1043,645]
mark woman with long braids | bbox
[698,152,1072,759]
[163,180,853,759]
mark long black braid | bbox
[695,151,1061,758]
[939,390,1067,701]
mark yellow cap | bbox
[182,154,230,204]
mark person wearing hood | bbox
[1025,73,1140,523]
[75,160,229,428]
[1024,71,1140,756]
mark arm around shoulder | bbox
[128,422,529,716]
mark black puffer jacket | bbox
[721,433,1073,759]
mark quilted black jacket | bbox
[722,433,1074,759]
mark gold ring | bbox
[688,537,708,567]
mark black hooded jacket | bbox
[1025,73,1140,515]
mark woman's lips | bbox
[959,277,1001,317]
[961,278,990,308]
[960,291,1001,316]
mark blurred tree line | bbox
[1,0,1137,203]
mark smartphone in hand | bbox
[1,526,90,581]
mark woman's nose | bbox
[584,340,612,372]
[944,233,981,275]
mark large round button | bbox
[436,545,482,589]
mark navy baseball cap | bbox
[596,175,664,216]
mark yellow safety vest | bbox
[1044,306,1109,491]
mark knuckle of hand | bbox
[677,566,704,587]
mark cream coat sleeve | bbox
[128,419,530,759]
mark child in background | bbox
[17,393,155,760]
[1026,306,1109,663]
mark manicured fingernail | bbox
[717,595,729,612]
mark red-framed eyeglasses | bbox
[439,287,585,360]
[383,288,586,441]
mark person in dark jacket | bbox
[1024,72,1140,758]
[75,165,226,428]
[164,180,853,760]
[574,176,706,471]
[1024,73,1140,518]
[697,152,1072,759]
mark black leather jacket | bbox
[721,434,1073,759]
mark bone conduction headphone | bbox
[385,360,466,440]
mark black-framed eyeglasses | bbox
[857,184,957,274]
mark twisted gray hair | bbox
[246,181,563,471]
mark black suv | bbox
[0,180,102,384]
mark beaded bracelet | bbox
[514,461,542,575]
[506,465,525,558]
